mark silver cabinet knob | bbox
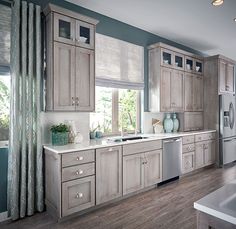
[75,192,83,199]
[75,170,83,175]
[108,147,113,152]
[76,156,83,161]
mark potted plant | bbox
[90,123,98,139]
[50,123,70,146]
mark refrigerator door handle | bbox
[229,102,235,130]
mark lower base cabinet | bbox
[182,152,195,174]
[62,176,95,217]
[195,140,215,169]
[96,146,122,204]
[123,150,162,195]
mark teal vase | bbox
[164,114,173,133]
[172,113,179,132]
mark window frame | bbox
[93,87,142,137]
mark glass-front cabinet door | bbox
[161,48,173,67]
[174,53,184,70]
[54,13,76,45]
[185,56,194,72]
[195,59,203,75]
[76,21,95,49]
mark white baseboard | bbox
[0,211,10,222]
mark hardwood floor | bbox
[1,164,236,229]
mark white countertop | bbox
[194,179,236,225]
[44,129,216,154]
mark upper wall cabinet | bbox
[204,55,235,95]
[44,4,98,111]
[148,42,204,113]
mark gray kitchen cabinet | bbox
[195,140,215,169]
[195,142,205,169]
[148,42,203,113]
[44,4,98,111]
[184,73,203,112]
[184,73,193,111]
[75,48,95,111]
[53,42,76,111]
[160,67,184,112]
[205,55,235,95]
[170,70,184,111]
[123,153,145,195]
[193,74,204,111]
[123,149,162,195]
[182,152,195,174]
[219,59,235,94]
[144,150,162,187]
[96,146,122,204]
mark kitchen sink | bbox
[121,136,148,141]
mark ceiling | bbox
[66,0,236,60]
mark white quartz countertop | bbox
[194,179,236,225]
[44,129,216,154]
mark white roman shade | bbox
[95,33,144,90]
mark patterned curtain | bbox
[8,0,44,220]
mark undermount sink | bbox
[107,136,149,142]
[219,184,236,212]
[121,136,148,141]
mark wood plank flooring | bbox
[1,164,236,229]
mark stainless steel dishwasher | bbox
[162,138,182,182]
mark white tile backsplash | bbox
[142,112,165,134]
[40,112,90,144]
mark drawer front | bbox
[62,176,95,217]
[62,150,95,167]
[123,140,162,156]
[195,132,216,142]
[182,135,195,145]
[62,163,95,182]
[182,143,195,153]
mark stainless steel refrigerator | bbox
[219,94,236,165]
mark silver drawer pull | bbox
[188,146,191,151]
[108,148,113,152]
[76,170,83,175]
[76,156,83,161]
[75,193,83,199]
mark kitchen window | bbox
[90,34,144,135]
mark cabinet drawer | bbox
[195,132,216,142]
[182,135,195,145]
[182,143,195,153]
[62,150,95,168]
[62,176,95,217]
[123,140,162,156]
[62,163,95,182]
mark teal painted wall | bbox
[30,0,204,111]
[0,147,8,213]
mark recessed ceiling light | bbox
[234,18,236,22]
[212,0,224,6]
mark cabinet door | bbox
[195,59,203,75]
[193,75,203,111]
[54,13,76,45]
[204,140,216,166]
[144,150,162,187]
[161,48,174,67]
[75,48,95,111]
[53,42,75,111]
[195,142,205,169]
[182,152,195,174]
[226,63,235,93]
[62,176,95,217]
[170,70,184,111]
[123,153,145,195]
[96,146,122,204]
[160,67,172,111]
[76,20,95,49]
[219,60,227,93]
[184,73,193,111]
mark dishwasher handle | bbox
[163,138,182,143]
